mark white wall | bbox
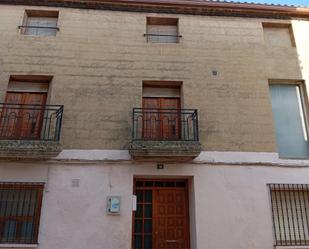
[1,162,309,249]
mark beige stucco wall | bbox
[0,4,308,152]
[1,162,309,249]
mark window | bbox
[0,182,44,244]
[263,23,295,48]
[20,10,59,36]
[145,17,180,43]
[269,83,309,158]
[269,184,309,246]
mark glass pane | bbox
[154,181,163,187]
[0,190,8,216]
[270,85,309,158]
[21,221,33,243]
[135,181,143,187]
[144,235,152,249]
[136,191,143,203]
[145,181,153,187]
[144,190,152,203]
[134,235,142,249]
[136,204,143,218]
[3,220,16,242]
[175,181,186,187]
[134,219,142,234]
[147,25,178,43]
[144,204,152,218]
[164,182,175,187]
[25,17,57,36]
[144,219,152,233]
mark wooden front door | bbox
[0,92,47,139]
[142,97,181,140]
[133,179,190,249]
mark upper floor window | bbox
[269,82,309,158]
[263,23,296,48]
[145,17,180,43]
[0,182,44,244]
[19,10,59,36]
[269,184,309,246]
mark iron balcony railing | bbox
[269,184,309,246]
[0,103,63,141]
[132,108,199,141]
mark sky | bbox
[235,0,309,6]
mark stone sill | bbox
[0,244,38,248]
[275,246,309,249]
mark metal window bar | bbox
[269,184,309,246]
[144,33,181,43]
[143,34,182,37]
[132,108,199,141]
[0,182,44,244]
[18,25,60,31]
[0,103,64,141]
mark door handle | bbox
[165,240,178,243]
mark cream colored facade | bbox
[1,2,309,249]
[2,4,308,152]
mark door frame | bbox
[132,178,191,249]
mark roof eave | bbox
[0,0,309,19]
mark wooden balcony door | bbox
[142,97,181,140]
[133,179,190,249]
[0,92,47,139]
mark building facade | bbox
[0,0,309,248]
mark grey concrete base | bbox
[0,140,63,159]
[129,140,202,161]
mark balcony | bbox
[129,108,202,161]
[0,103,63,158]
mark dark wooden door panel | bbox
[19,93,47,139]
[153,189,189,249]
[0,92,47,139]
[142,98,160,139]
[142,97,180,140]
[160,98,180,140]
[0,93,24,138]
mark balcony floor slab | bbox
[0,140,62,159]
[129,140,202,161]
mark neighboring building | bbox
[1,0,309,248]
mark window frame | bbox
[19,10,60,36]
[145,17,181,44]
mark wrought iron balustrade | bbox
[132,108,199,141]
[0,103,63,141]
